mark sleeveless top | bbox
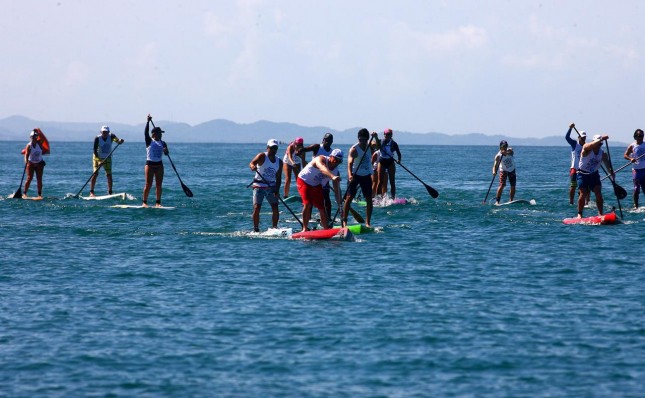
[350,143,372,176]
[578,148,603,173]
[570,142,583,169]
[372,150,381,171]
[381,140,394,159]
[316,145,332,157]
[253,152,280,188]
[298,155,338,187]
[147,140,165,162]
[28,143,43,163]
[496,151,515,172]
[96,134,113,159]
[630,142,645,170]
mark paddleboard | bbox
[494,199,537,206]
[283,195,302,204]
[356,197,409,207]
[346,224,374,235]
[563,212,618,225]
[111,204,175,210]
[81,193,126,200]
[292,227,355,241]
[21,196,43,201]
[250,227,293,238]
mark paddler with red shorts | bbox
[296,149,343,232]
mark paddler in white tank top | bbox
[249,139,283,232]
[575,134,612,218]
[296,149,343,232]
[492,140,516,204]
[302,133,335,219]
[342,128,380,228]
[565,123,588,205]
[143,114,169,207]
[23,129,46,198]
[623,128,645,208]
[90,125,125,197]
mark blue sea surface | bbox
[1,141,643,397]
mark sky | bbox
[1,0,643,141]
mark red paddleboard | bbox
[291,227,355,241]
[563,212,618,225]
[21,128,50,155]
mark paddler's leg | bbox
[252,188,262,232]
[35,163,44,197]
[593,185,604,215]
[361,177,373,228]
[495,172,505,203]
[24,163,35,196]
[302,203,312,232]
[388,162,396,199]
[283,163,292,198]
[107,174,113,195]
[270,193,279,228]
[154,165,164,207]
[143,164,154,207]
[104,158,113,194]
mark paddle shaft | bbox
[330,185,364,223]
[13,163,28,198]
[150,120,193,197]
[75,143,121,197]
[483,154,503,204]
[331,136,374,226]
[396,160,439,198]
[603,139,623,218]
[601,152,645,181]
[254,169,303,228]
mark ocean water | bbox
[0,141,643,397]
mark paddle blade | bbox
[425,184,439,198]
[12,188,22,199]
[614,184,627,200]
[348,206,365,224]
[182,183,194,197]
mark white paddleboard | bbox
[81,192,126,200]
[250,227,293,238]
[111,204,175,210]
[495,199,537,206]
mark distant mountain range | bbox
[0,115,616,147]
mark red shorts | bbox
[297,177,324,209]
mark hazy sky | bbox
[2,0,643,141]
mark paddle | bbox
[331,135,374,226]
[603,139,623,218]
[254,169,303,228]
[74,143,121,197]
[395,160,439,198]
[330,185,364,223]
[150,120,193,197]
[483,154,503,204]
[12,163,28,199]
[601,152,645,181]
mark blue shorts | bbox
[253,188,278,206]
[633,168,645,194]
[577,171,601,192]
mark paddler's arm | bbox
[393,140,401,162]
[346,147,357,182]
[24,144,30,163]
[565,123,576,148]
[274,159,283,195]
[93,137,100,158]
[371,131,380,150]
[492,154,501,175]
[332,175,342,205]
[624,144,634,162]
[249,152,265,171]
[145,115,152,147]
[162,141,169,156]
[112,133,124,145]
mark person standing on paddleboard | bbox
[566,123,589,206]
[376,128,401,199]
[282,137,305,198]
[23,129,46,198]
[143,114,168,207]
[623,128,645,209]
[90,126,125,197]
[249,139,283,232]
[302,133,335,220]
[576,134,612,218]
[342,128,379,228]
[297,149,343,232]
[492,140,516,204]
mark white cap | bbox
[330,148,343,162]
[101,126,110,133]
[267,139,279,147]
[579,130,587,138]
[592,134,602,142]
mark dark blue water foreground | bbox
[1,142,643,397]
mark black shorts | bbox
[347,174,372,199]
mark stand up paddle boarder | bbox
[90,125,124,196]
[143,114,168,207]
[249,139,283,232]
[565,123,589,206]
[297,149,343,232]
[342,128,379,228]
[576,134,612,218]
[22,129,47,199]
[492,140,515,204]
[623,128,645,209]
[303,133,335,220]
[376,128,400,199]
